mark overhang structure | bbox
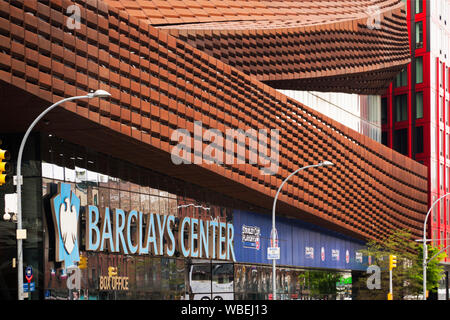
[0,0,427,242]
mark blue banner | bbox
[233,210,367,271]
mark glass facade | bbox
[40,134,237,300]
[0,133,349,300]
[277,90,382,142]
[234,264,351,300]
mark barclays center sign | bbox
[51,183,236,269]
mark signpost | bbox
[24,266,34,299]
[267,247,280,260]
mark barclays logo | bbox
[50,183,80,269]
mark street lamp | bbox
[271,160,334,300]
[15,90,111,300]
[421,192,450,300]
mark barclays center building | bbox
[0,0,428,300]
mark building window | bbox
[415,126,424,154]
[415,0,423,14]
[441,130,445,156]
[447,199,450,223]
[416,56,423,84]
[416,91,424,119]
[441,163,444,190]
[381,97,388,125]
[416,92,423,119]
[447,134,450,159]
[395,68,408,88]
[446,67,449,92]
[394,128,408,155]
[447,169,449,192]
[382,131,388,146]
[416,21,423,49]
[395,94,408,122]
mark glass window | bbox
[394,128,408,155]
[416,56,423,84]
[381,97,388,124]
[416,92,423,119]
[446,67,449,92]
[395,68,408,88]
[395,94,408,122]
[448,197,450,225]
[415,0,423,14]
[382,131,388,146]
[415,126,424,154]
[416,21,423,49]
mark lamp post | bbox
[421,192,450,300]
[16,90,111,300]
[271,160,334,300]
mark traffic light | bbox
[0,143,10,186]
[78,255,88,269]
[108,266,117,277]
[389,255,397,270]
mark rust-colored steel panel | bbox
[105,0,411,95]
[0,0,427,242]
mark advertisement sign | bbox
[332,249,340,261]
[241,225,260,250]
[305,247,314,260]
[356,251,363,263]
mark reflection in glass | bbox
[41,134,233,300]
[42,161,53,179]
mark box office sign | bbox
[51,183,236,264]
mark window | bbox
[441,130,444,156]
[416,21,423,49]
[395,94,408,122]
[447,199,450,223]
[415,0,423,14]
[395,68,408,87]
[394,128,408,155]
[381,97,388,124]
[415,126,424,154]
[447,169,449,192]
[416,91,424,119]
[382,131,388,146]
[416,56,423,84]
[447,232,450,257]
[447,133,450,159]
[441,163,444,190]
[446,67,449,92]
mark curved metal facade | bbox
[0,0,427,242]
[106,0,411,95]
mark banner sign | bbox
[241,225,260,250]
[305,247,314,260]
[50,183,236,268]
